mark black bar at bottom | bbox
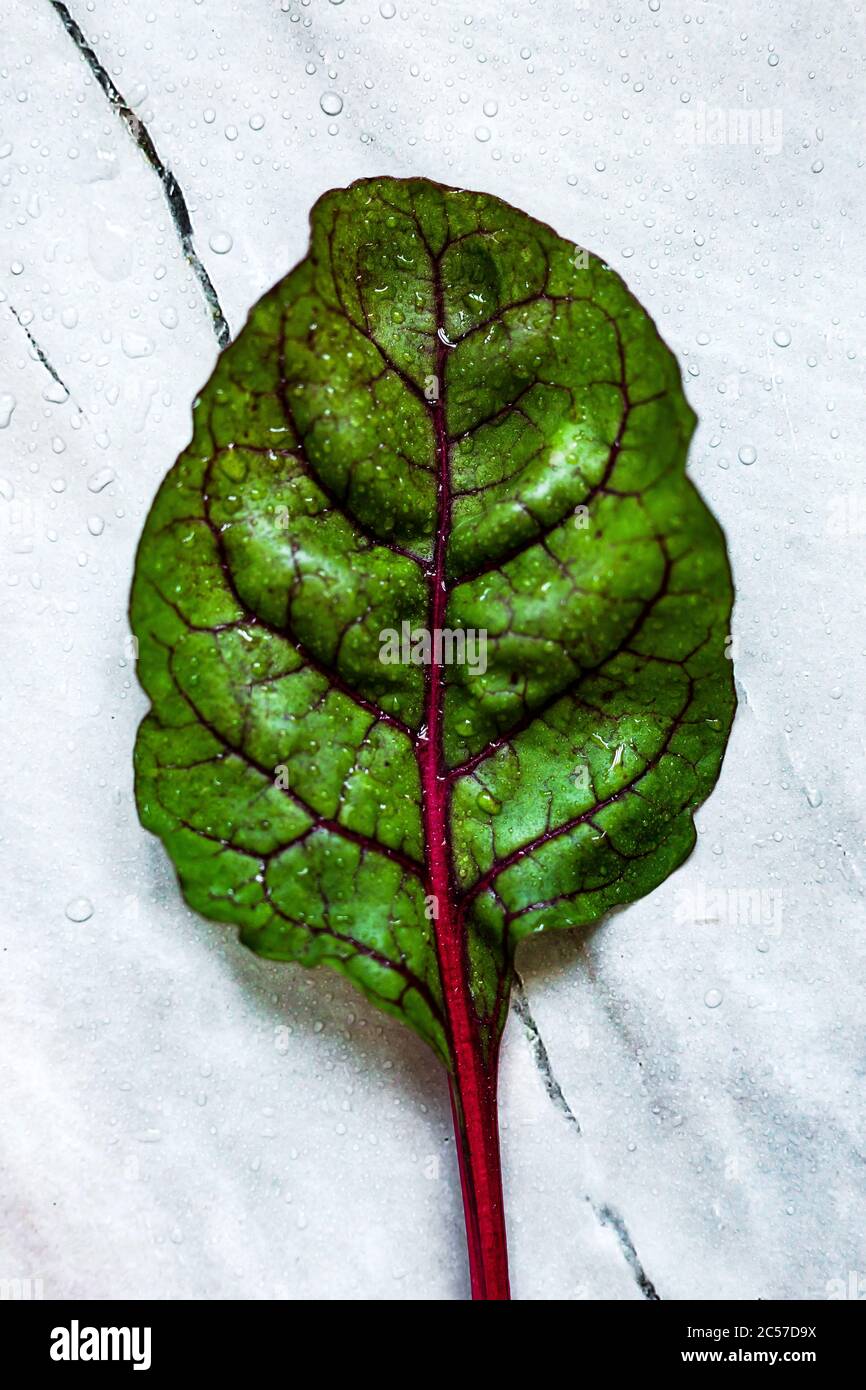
[0,1297,858,1373]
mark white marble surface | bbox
[1,0,863,1301]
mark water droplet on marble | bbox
[122,331,154,359]
[88,214,133,280]
[88,467,116,493]
[136,1129,162,1144]
[66,896,94,922]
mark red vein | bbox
[460,674,694,911]
[414,231,511,1302]
[153,636,424,880]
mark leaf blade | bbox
[132,172,735,1058]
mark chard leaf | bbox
[131,176,735,1300]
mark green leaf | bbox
[131,176,735,1299]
